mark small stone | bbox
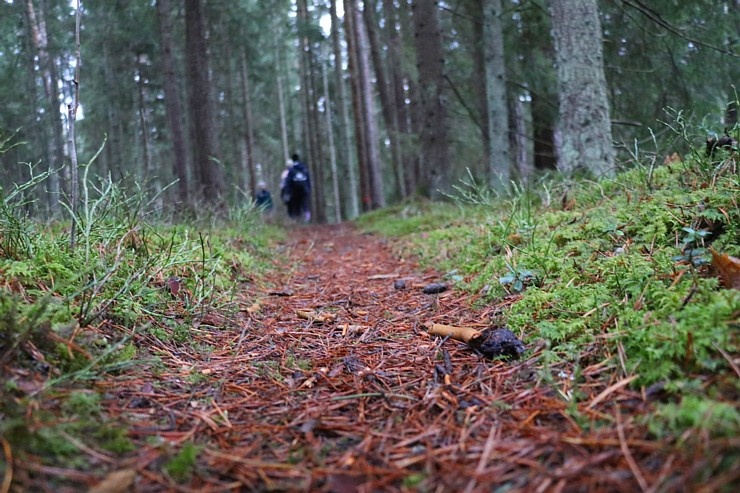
[422,282,447,294]
[394,280,407,290]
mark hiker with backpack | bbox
[279,159,293,212]
[283,154,311,222]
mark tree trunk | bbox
[465,0,489,180]
[222,44,241,204]
[331,0,360,218]
[513,97,533,184]
[353,1,385,208]
[272,17,291,168]
[344,0,371,211]
[135,56,162,211]
[482,0,510,192]
[297,0,326,222]
[101,43,122,181]
[277,70,290,164]
[411,0,450,198]
[725,101,737,128]
[363,1,403,201]
[185,0,223,204]
[239,49,257,201]
[321,51,342,223]
[68,0,81,249]
[157,0,190,206]
[24,0,63,214]
[382,0,410,198]
[396,0,420,195]
[550,0,615,177]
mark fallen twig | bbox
[427,323,525,359]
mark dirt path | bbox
[19,224,717,492]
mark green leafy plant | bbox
[499,263,536,293]
[672,226,711,266]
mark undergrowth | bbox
[358,123,739,440]
[0,146,280,472]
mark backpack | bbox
[288,163,310,196]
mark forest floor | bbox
[10,223,736,492]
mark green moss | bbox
[165,442,202,483]
[96,426,135,454]
[62,391,101,416]
[358,148,740,443]
[648,395,740,439]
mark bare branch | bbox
[623,0,739,57]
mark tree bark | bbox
[550,0,615,177]
[482,0,510,191]
[185,0,223,204]
[156,0,190,206]
[101,42,123,181]
[68,0,81,248]
[383,0,411,198]
[513,97,532,184]
[396,0,420,195]
[135,55,162,211]
[331,0,360,218]
[363,1,403,200]
[411,0,450,198]
[296,0,326,222]
[321,51,342,223]
[24,0,63,214]
[465,0,489,180]
[272,19,291,170]
[344,0,371,211]
[239,49,257,201]
[353,1,385,208]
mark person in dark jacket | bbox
[279,159,293,211]
[254,181,273,213]
[284,154,311,222]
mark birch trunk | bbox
[68,1,81,248]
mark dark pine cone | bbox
[422,282,448,294]
[469,327,525,360]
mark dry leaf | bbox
[87,469,136,493]
[296,309,336,323]
[710,247,740,289]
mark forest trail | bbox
[19,224,717,492]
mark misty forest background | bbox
[1,0,738,223]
